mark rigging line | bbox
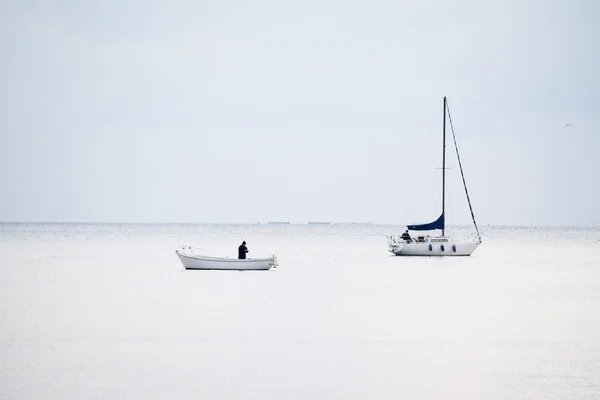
[445,101,481,240]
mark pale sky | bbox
[1,0,599,226]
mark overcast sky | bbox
[1,0,598,226]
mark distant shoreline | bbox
[0,222,598,229]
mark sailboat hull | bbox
[388,239,480,256]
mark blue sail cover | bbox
[407,213,445,231]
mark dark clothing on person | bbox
[238,243,248,259]
[401,231,412,242]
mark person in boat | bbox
[401,230,412,243]
[238,241,249,259]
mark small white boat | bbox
[175,246,278,270]
[388,96,482,256]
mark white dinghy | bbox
[388,96,482,256]
[175,246,278,270]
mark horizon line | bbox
[0,221,599,229]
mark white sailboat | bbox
[388,96,482,256]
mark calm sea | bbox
[1,223,599,399]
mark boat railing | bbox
[387,234,403,244]
[176,245,204,255]
[465,233,482,243]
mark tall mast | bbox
[442,96,446,237]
